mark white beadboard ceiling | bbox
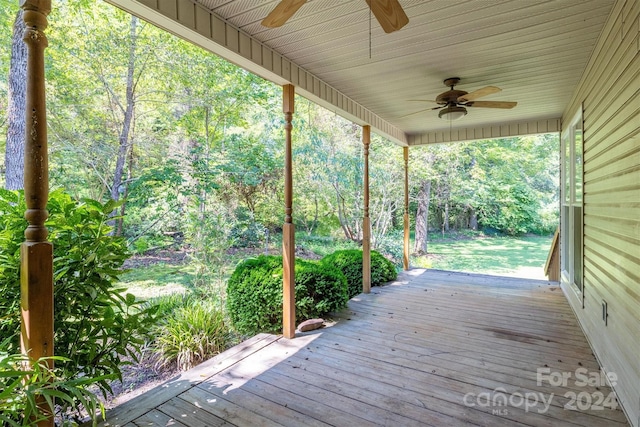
[118,0,616,143]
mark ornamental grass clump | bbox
[152,295,231,371]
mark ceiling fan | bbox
[261,0,409,33]
[408,77,518,121]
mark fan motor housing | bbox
[436,89,468,105]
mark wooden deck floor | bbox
[99,269,630,427]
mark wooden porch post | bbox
[362,126,371,293]
[403,146,410,270]
[21,1,54,425]
[282,84,295,339]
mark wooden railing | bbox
[544,228,560,281]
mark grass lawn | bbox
[118,263,195,299]
[413,234,553,279]
[119,233,554,299]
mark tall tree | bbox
[111,15,138,205]
[411,147,438,254]
[4,10,26,190]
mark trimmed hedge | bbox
[321,250,397,298]
[226,255,348,335]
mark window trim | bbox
[560,106,584,307]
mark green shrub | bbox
[371,250,398,287]
[0,189,157,396]
[295,260,349,320]
[226,256,282,334]
[226,255,348,335]
[152,296,231,371]
[319,250,361,299]
[321,250,397,298]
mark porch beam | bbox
[282,84,295,339]
[362,126,371,294]
[408,118,561,145]
[403,147,410,270]
[20,0,54,425]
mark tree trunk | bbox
[390,200,398,229]
[116,142,135,236]
[469,207,478,230]
[110,16,138,235]
[414,180,431,254]
[111,16,138,204]
[311,196,318,234]
[443,201,450,232]
[4,10,27,190]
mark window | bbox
[561,107,584,301]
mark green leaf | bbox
[125,293,136,306]
[102,199,125,214]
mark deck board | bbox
[98,269,629,427]
[131,409,189,427]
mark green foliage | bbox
[411,135,559,236]
[229,209,267,248]
[296,234,360,257]
[369,251,398,289]
[477,182,539,235]
[0,190,156,396]
[320,250,397,299]
[319,251,361,299]
[226,256,285,334]
[226,255,348,335]
[152,295,231,371]
[0,189,26,343]
[0,342,107,426]
[295,259,349,320]
[374,230,405,266]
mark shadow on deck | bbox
[98,269,629,427]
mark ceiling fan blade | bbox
[467,101,517,109]
[366,0,409,33]
[261,0,307,28]
[398,106,443,119]
[457,86,501,102]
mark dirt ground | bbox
[122,248,189,269]
[102,352,178,409]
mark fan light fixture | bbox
[402,77,517,121]
[438,105,467,121]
